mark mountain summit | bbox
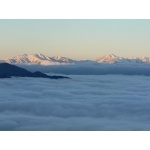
[96,54,120,64]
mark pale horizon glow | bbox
[1,19,150,60]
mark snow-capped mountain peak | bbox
[3,53,75,65]
[35,53,48,59]
[96,54,150,64]
[52,56,74,63]
[105,54,117,58]
[96,54,121,64]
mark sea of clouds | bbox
[0,75,150,130]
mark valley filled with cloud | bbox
[0,75,150,130]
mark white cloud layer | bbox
[0,75,150,130]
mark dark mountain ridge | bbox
[0,63,69,79]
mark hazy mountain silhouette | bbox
[0,63,69,79]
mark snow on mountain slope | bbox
[96,54,121,63]
[50,56,75,63]
[3,54,75,65]
[96,54,150,64]
[133,56,150,63]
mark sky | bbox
[0,19,150,60]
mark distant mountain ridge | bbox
[1,53,150,65]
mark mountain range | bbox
[1,53,150,65]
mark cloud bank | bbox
[18,63,150,76]
[0,75,150,130]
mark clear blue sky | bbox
[0,19,150,60]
